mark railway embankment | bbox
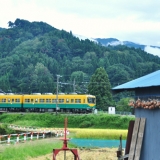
[0,112,135,129]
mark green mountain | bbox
[0,18,160,94]
[0,27,5,31]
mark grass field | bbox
[0,113,135,129]
[0,138,119,160]
[0,113,131,159]
[0,138,67,160]
[0,128,127,160]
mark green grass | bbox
[0,138,75,160]
[10,120,42,127]
[0,113,135,129]
[0,113,132,159]
[0,129,126,160]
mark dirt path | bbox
[28,148,118,160]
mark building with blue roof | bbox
[112,70,160,160]
[113,70,160,89]
[112,70,160,99]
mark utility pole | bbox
[56,75,62,115]
[73,78,76,93]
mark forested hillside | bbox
[0,18,160,94]
[0,27,5,32]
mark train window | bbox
[15,99,20,102]
[59,99,64,103]
[66,99,69,103]
[2,99,6,102]
[84,99,85,103]
[75,99,81,103]
[25,99,30,103]
[12,99,14,102]
[88,98,96,104]
[46,99,51,103]
[40,99,45,103]
[8,99,10,102]
[52,99,57,103]
[35,99,38,103]
[31,99,34,103]
[71,99,74,103]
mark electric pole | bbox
[73,78,76,93]
[56,75,62,115]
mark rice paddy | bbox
[69,128,127,140]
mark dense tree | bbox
[70,71,88,93]
[0,18,160,101]
[29,63,55,93]
[116,97,133,112]
[88,67,114,110]
[107,64,134,86]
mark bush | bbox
[0,124,15,134]
[0,113,135,129]
[79,121,92,128]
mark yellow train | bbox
[0,93,96,113]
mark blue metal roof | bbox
[112,70,160,90]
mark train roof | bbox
[31,93,41,95]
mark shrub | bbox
[79,121,92,128]
[0,124,15,134]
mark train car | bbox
[23,93,96,113]
[0,93,96,113]
[0,93,23,111]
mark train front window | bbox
[87,97,96,104]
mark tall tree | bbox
[88,67,113,110]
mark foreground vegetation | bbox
[0,138,118,160]
[0,113,131,159]
[0,139,75,160]
[0,112,135,129]
[0,113,132,140]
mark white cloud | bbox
[0,0,160,46]
[144,46,160,57]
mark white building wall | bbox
[108,107,115,114]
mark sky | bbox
[0,0,160,48]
